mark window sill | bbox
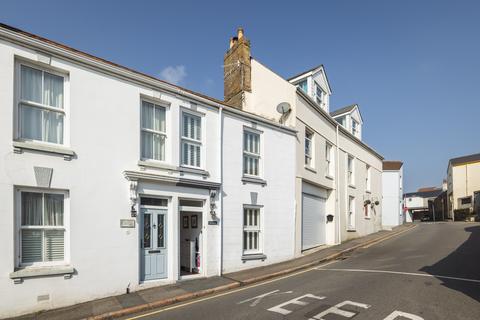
[13,141,75,161]
[364,216,371,220]
[304,166,317,173]
[241,254,267,261]
[348,184,356,189]
[366,190,371,194]
[242,176,267,186]
[179,165,210,177]
[325,175,334,180]
[10,265,75,283]
[346,228,356,232]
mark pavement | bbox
[10,224,416,320]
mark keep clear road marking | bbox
[267,294,325,315]
[315,268,480,284]
[124,260,339,320]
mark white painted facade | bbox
[382,164,404,227]
[0,25,296,318]
[240,58,383,255]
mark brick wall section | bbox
[223,33,251,109]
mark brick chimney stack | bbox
[224,27,251,109]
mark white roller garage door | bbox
[302,193,326,250]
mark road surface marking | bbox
[267,294,325,315]
[362,226,417,249]
[316,268,480,284]
[383,310,424,320]
[308,300,370,319]
[125,260,338,319]
[237,289,293,307]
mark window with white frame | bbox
[351,119,359,137]
[325,142,334,177]
[366,165,371,191]
[305,127,314,167]
[243,207,261,254]
[348,196,355,229]
[347,155,355,185]
[243,130,260,176]
[141,100,166,161]
[17,63,65,144]
[181,112,202,167]
[315,82,324,105]
[18,190,67,265]
[297,80,308,93]
[364,201,371,218]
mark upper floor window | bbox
[18,64,65,144]
[18,190,67,266]
[141,100,166,161]
[243,130,260,176]
[351,119,359,137]
[315,82,324,105]
[305,128,314,167]
[366,165,371,191]
[336,116,346,127]
[181,112,202,168]
[326,143,334,177]
[298,80,308,93]
[347,155,355,185]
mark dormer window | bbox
[315,83,324,105]
[298,80,308,93]
[351,119,359,137]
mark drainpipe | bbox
[335,124,341,244]
[218,106,224,276]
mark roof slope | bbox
[449,153,480,166]
[330,104,357,117]
[383,161,403,170]
[287,64,323,81]
[404,189,443,199]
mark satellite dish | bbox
[276,102,291,115]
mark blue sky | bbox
[2,0,479,192]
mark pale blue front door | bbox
[141,208,167,281]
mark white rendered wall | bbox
[382,170,402,227]
[221,112,296,273]
[0,39,222,318]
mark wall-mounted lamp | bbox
[130,205,137,218]
[130,181,138,218]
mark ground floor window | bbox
[348,196,355,229]
[17,189,67,266]
[243,207,262,254]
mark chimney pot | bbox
[237,28,244,39]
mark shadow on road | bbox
[420,225,480,302]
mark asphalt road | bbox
[123,222,480,320]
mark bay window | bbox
[18,190,67,266]
[141,100,166,161]
[181,112,202,167]
[17,63,65,144]
[243,207,261,254]
[243,130,261,176]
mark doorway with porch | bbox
[179,199,203,277]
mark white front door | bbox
[141,207,167,281]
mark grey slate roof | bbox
[449,153,480,166]
[330,104,357,117]
[404,189,443,199]
[287,64,324,81]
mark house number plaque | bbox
[120,219,136,228]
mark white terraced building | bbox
[0,24,296,318]
[223,29,384,255]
